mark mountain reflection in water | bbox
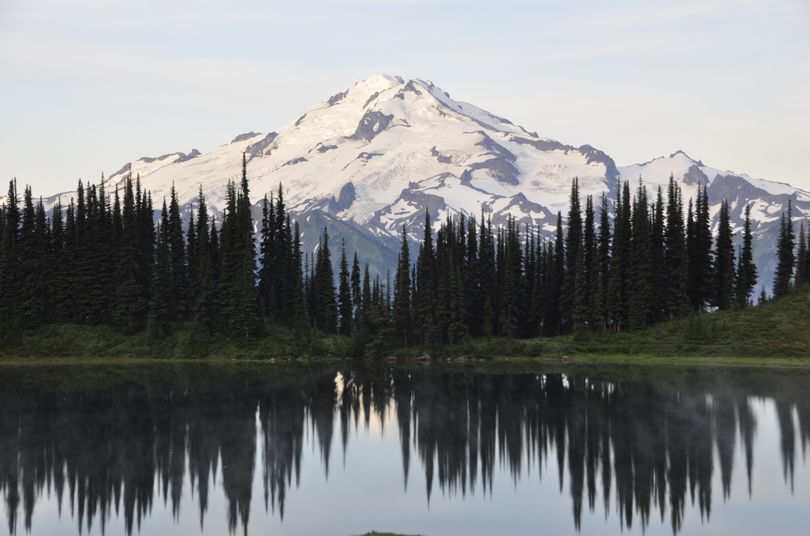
[0,365,808,535]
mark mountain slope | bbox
[36,74,810,290]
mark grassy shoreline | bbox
[1,290,808,366]
[2,354,810,369]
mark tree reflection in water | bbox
[0,366,808,535]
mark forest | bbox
[0,154,808,356]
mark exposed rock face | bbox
[351,111,394,141]
[329,182,356,214]
[231,132,261,143]
[327,90,348,106]
[684,164,709,187]
[246,132,278,159]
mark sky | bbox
[1,0,809,195]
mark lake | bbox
[0,363,808,535]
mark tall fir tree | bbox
[18,186,44,326]
[148,201,173,336]
[546,212,565,335]
[291,222,310,338]
[415,210,437,344]
[168,186,187,320]
[190,189,217,333]
[499,217,523,338]
[773,201,795,298]
[350,251,362,321]
[795,222,808,288]
[258,194,275,316]
[573,195,597,331]
[1,179,20,327]
[735,204,758,307]
[392,226,412,346]
[628,181,652,329]
[218,156,260,338]
[561,179,582,331]
[337,241,353,336]
[50,199,70,322]
[664,176,688,318]
[649,187,666,322]
[114,176,149,331]
[595,193,611,329]
[688,184,714,311]
[608,181,632,331]
[312,228,337,333]
[713,200,736,310]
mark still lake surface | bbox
[1,363,808,536]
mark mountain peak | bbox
[357,73,404,88]
[668,149,702,165]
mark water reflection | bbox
[0,366,808,535]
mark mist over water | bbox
[1,365,808,536]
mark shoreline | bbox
[2,354,810,368]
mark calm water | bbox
[1,364,808,536]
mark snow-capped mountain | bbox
[38,74,810,291]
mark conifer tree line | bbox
[387,177,807,347]
[0,155,341,339]
[0,163,807,348]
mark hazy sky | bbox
[1,0,809,194]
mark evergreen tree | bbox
[546,212,565,335]
[291,222,310,338]
[186,210,197,284]
[687,184,714,311]
[735,204,758,307]
[608,181,631,331]
[415,210,436,344]
[218,158,260,338]
[190,189,217,333]
[561,179,582,331]
[34,197,51,323]
[258,194,275,316]
[664,176,688,318]
[392,226,412,346]
[148,201,173,336]
[351,252,362,321]
[773,201,795,298]
[595,193,611,329]
[18,186,44,326]
[713,200,736,310]
[61,200,78,321]
[338,241,353,336]
[574,195,597,331]
[499,217,523,338]
[92,178,115,323]
[114,176,148,331]
[795,222,808,288]
[1,179,20,327]
[628,181,652,329]
[168,186,187,320]
[312,228,337,333]
[478,215,496,337]
[529,227,545,336]
[649,187,666,322]
[50,199,70,322]
[462,216,481,337]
